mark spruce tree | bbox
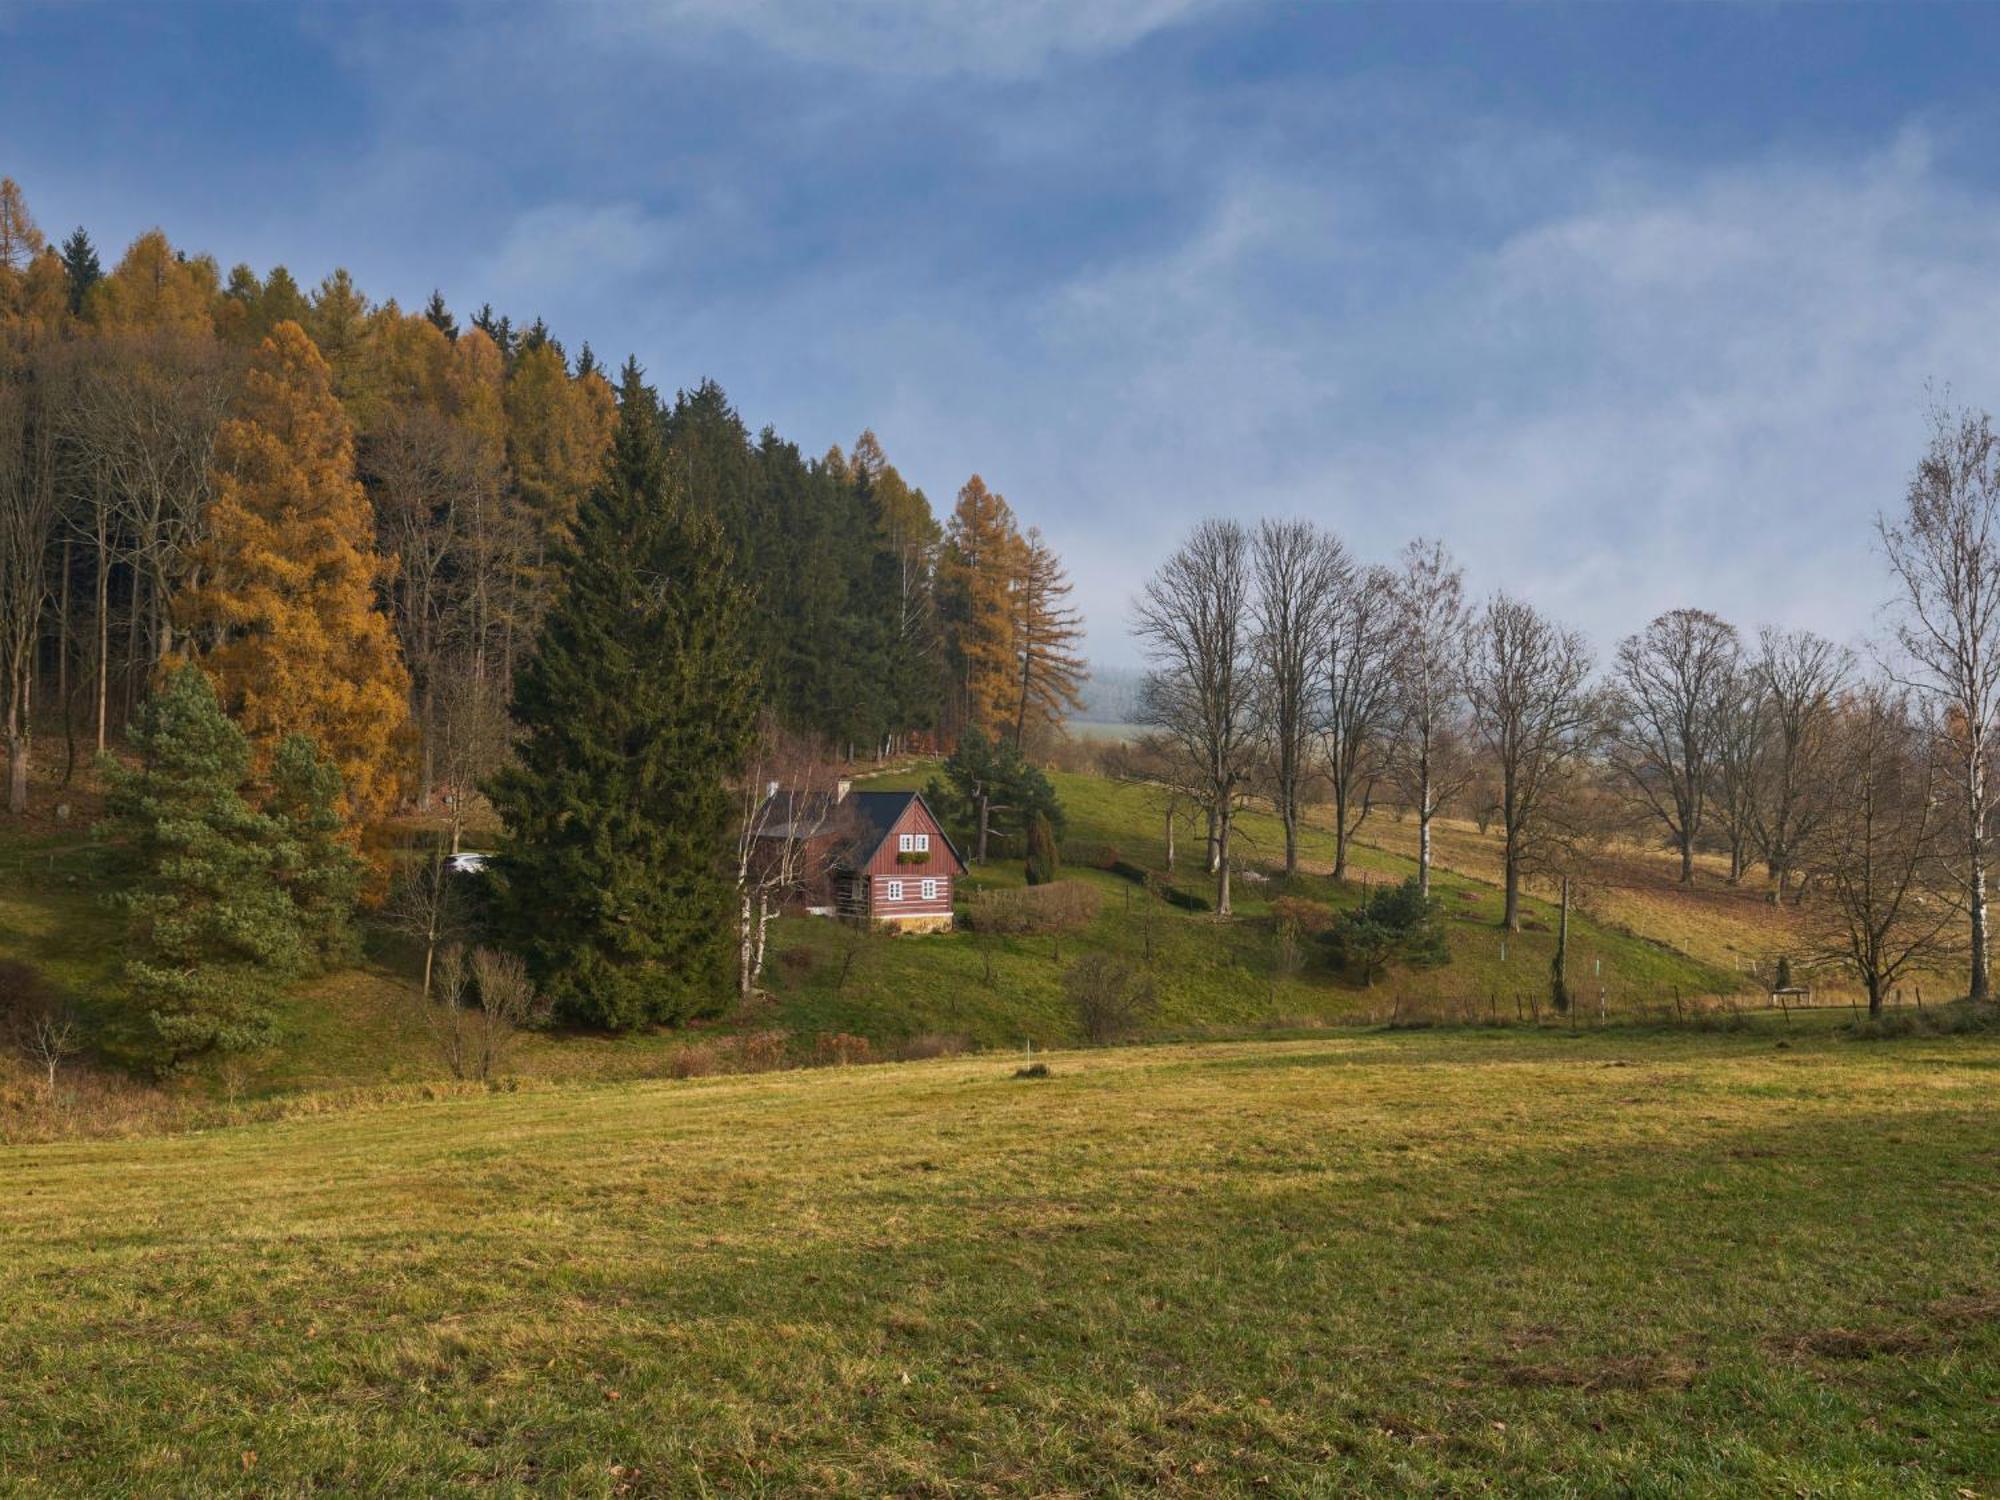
[98,666,303,1068]
[268,734,365,967]
[422,289,458,340]
[488,359,759,1029]
[58,226,101,315]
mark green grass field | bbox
[0,1022,1992,1495]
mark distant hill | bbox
[1076,662,1145,724]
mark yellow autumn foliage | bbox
[182,321,411,825]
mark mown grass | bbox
[0,1024,1992,1495]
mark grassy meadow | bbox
[0,758,1760,1130]
[0,1022,1993,1495]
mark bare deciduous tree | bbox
[1465,593,1597,931]
[1749,626,1851,898]
[1249,518,1346,875]
[1879,403,2000,1002]
[1133,519,1256,915]
[1607,608,1739,884]
[1709,658,1767,886]
[1385,539,1473,898]
[1320,562,1397,881]
[1808,686,1955,1016]
[387,837,468,1002]
[0,346,63,813]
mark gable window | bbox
[898,834,914,852]
[920,878,938,901]
[886,880,904,902]
[914,833,930,853]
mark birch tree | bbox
[1385,539,1472,898]
[1879,403,2000,1002]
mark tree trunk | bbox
[1417,796,1433,898]
[92,509,108,755]
[5,732,26,816]
[1164,807,1175,873]
[1215,807,1232,916]
[1550,876,1570,1013]
[1282,801,1299,877]
[976,791,990,864]
[1867,974,1883,1018]
[1332,786,1349,881]
[1502,831,1520,932]
[1970,769,1989,1000]
[1678,837,1694,885]
[751,894,774,989]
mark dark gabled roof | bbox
[838,790,968,873]
[750,788,967,874]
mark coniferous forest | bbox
[0,176,1086,1058]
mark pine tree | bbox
[58,226,101,315]
[267,733,365,967]
[180,320,411,825]
[488,359,760,1029]
[98,665,303,1068]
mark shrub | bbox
[1269,896,1335,939]
[669,1042,718,1078]
[968,881,1102,960]
[1064,953,1158,1043]
[1064,842,1120,872]
[1025,812,1060,886]
[1106,859,1151,887]
[731,1030,791,1072]
[1323,877,1450,984]
[813,1032,873,1066]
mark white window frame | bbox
[920,878,938,901]
[885,879,904,902]
[914,833,930,853]
[898,833,914,852]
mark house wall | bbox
[862,799,959,924]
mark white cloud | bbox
[587,0,1234,75]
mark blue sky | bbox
[7,2,2000,666]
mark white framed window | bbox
[898,833,914,852]
[886,880,904,902]
[914,833,930,853]
[920,878,938,901]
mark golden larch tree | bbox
[1010,525,1086,748]
[181,320,411,824]
[939,474,1025,736]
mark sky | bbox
[7,1,2000,669]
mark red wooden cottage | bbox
[752,783,967,933]
[831,790,966,932]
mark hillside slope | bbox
[0,1027,1992,1495]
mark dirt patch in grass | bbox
[1486,1329,1702,1393]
